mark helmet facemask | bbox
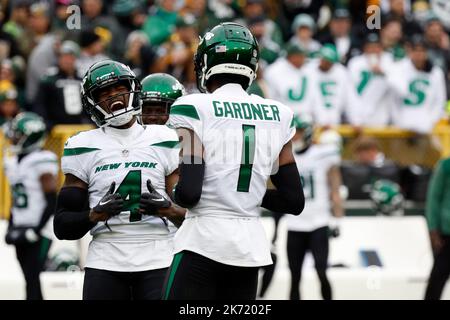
[140,98,173,125]
[83,77,142,128]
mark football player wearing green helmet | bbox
[140,73,186,125]
[54,60,186,300]
[285,114,344,300]
[164,23,304,300]
[3,112,58,300]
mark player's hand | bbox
[91,182,123,221]
[139,179,171,215]
[5,227,39,245]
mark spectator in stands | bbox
[276,0,325,40]
[264,43,312,116]
[318,8,360,64]
[76,29,109,78]
[152,14,198,90]
[52,0,75,39]
[423,15,450,75]
[309,43,361,127]
[247,15,281,66]
[289,14,321,58]
[353,136,389,167]
[0,8,20,61]
[141,0,179,46]
[424,156,450,299]
[123,31,157,80]
[380,16,406,61]
[347,33,395,127]
[180,0,219,35]
[383,0,422,36]
[81,0,124,59]
[33,41,87,130]
[25,34,60,107]
[2,0,31,58]
[0,84,19,125]
[29,2,52,50]
[112,0,147,36]
[238,0,284,51]
[388,35,446,134]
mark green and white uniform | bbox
[61,122,179,271]
[167,83,295,267]
[4,150,58,239]
[286,144,341,232]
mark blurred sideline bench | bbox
[2,122,450,219]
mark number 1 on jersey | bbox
[237,124,256,192]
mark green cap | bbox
[319,43,339,63]
[285,42,307,56]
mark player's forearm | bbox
[37,191,57,232]
[261,163,305,215]
[54,187,96,240]
[163,205,186,228]
[331,193,344,218]
[173,156,205,208]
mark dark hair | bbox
[207,74,251,91]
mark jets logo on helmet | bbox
[81,60,142,127]
[194,22,259,93]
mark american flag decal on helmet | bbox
[215,45,227,53]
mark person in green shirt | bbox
[424,157,450,299]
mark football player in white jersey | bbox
[285,115,344,300]
[53,60,185,300]
[140,73,186,125]
[3,112,58,300]
[164,22,305,300]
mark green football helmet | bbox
[140,73,185,125]
[4,112,46,154]
[292,114,313,154]
[370,179,404,216]
[194,22,259,93]
[81,60,142,127]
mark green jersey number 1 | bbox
[237,124,256,192]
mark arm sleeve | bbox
[426,160,445,231]
[53,187,96,240]
[173,155,205,208]
[37,192,57,233]
[261,162,305,215]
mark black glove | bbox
[5,227,39,245]
[139,179,171,215]
[93,182,123,217]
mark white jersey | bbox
[264,57,314,117]
[387,58,446,134]
[61,122,179,272]
[308,61,361,126]
[167,83,295,267]
[285,144,341,232]
[5,150,58,239]
[347,53,395,126]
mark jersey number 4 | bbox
[116,170,142,222]
[237,124,256,192]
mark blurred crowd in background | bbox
[0,0,449,133]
